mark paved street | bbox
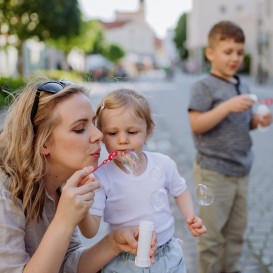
[1,71,272,273]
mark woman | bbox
[0,79,156,273]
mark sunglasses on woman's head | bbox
[31,79,74,134]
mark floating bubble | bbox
[150,188,168,211]
[150,166,164,182]
[118,151,142,175]
[195,184,214,206]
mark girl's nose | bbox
[118,133,129,144]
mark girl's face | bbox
[100,106,149,157]
[43,93,103,180]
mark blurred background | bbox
[1,0,272,98]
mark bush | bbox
[0,77,26,108]
[31,70,85,83]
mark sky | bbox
[79,0,192,39]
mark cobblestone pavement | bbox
[1,72,272,273]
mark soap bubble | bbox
[150,188,168,211]
[150,166,164,182]
[195,184,214,206]
[118,151,142,175]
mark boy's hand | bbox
[186,216,207,237]
[224,95,255,113]
[258,112,272,127]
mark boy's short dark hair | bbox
[208,20,245,47]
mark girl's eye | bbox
[108,132,117,136]
[128,131,137,134]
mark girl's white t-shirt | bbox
[90,151,187,246]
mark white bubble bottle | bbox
[256,104,270,132]
[135,221,154,267]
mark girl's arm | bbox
[175,191,207,237]
[78,214,101,238]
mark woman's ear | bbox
[40,142,50,155]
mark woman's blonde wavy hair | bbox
[0,77,88,222]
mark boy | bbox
[188,21,272,273]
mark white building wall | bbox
[187,0,257,74]
[105,21,156,55]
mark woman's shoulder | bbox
[0,170,9,193]
[0,171,23,210]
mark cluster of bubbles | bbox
[96,150,215,209]
[93,150,141,174]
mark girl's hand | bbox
[186,216,207,237]
[55,166,100,228]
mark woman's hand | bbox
[110,227,157,264]
[55,166,100,229]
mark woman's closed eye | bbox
[74,127,85,134]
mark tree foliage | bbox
[105,44,125,63]
[173,13,188,60]
[0,0,81,75]
[49,20,105,55]
[0,0,81,43]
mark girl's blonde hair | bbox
[96,88,155,135]
[0,77,88,222]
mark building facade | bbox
[187,0,273,81]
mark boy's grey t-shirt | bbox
[188,74,253,176]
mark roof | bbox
[99,20,129,30]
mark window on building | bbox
[236,5,243,12]
[220,5,226,14]
[266,0,271,16]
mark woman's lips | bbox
[90,149,101,159]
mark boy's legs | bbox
[221,175,248,272]
[194,164,247,273]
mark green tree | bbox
[105,44,125,64]
[0,0,81,75]
[173,13,188,60]
[49,20,105,55]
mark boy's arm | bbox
[78,214,101,239]
[175,191,206,237]
[189,95,255,134]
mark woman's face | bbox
[43,93,103,180]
